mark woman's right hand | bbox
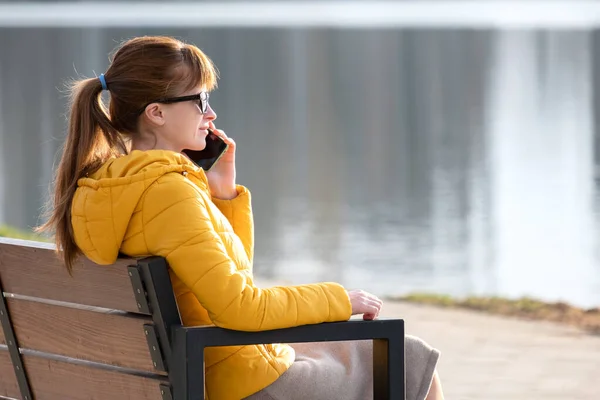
[347,289,383,320]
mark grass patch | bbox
[0,225,51,242]
[392,292,600,335]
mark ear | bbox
[142,103,166,126]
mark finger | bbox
[221,137,236,152]
[369,303,381,319]
[367,299,381,315]
[207,122,226,136]
[356,296,380,310]
[215,130,229,140]
[208,125,235,146]
[363,312,376,321]
[364,297,382,311]
[371,296,383,311]
[362,301,380,317]
[362,291,381,302]
[211,128,228,140]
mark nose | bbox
[204,104,217,121]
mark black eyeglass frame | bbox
[138,92,209,115]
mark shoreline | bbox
[388,292,600,335]
[2,228,598,335]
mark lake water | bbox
[1,26,599,308]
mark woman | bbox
[40,36,443,400]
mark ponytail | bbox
[37,76,126,273]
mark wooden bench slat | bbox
[24,354,166,400]
[0,349,20,399]
[0,238,143,314]
[8,298,164,374]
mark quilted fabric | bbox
[71,149,352,400]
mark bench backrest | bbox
[0,237,174,400]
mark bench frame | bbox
[0,274,33,400]
[1,252,406,400]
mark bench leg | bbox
[171,329,206,400]
[373,321,406,400]
[373,331,405,399]
[186,351,205,400]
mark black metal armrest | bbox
[177,318,403,347]
[170,319,405,400]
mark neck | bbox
[130,130,179,153]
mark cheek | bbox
[171,110,199,133]
[185,110,202,129]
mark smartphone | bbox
[182,129,229,171]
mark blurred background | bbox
[1,0,600,308]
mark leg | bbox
[245,341,373,400]
[425,371,444,400]
[404,335,440,400]
[248,336,441,400]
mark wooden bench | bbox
[0,237,406,400]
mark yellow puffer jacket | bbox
[71,150,352,400]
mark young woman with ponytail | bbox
[38,36,443,400]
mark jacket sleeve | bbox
[211,185,253,264]
[142,175,352,331]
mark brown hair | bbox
[37,36,218,272]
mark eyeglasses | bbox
[138,92,210,115]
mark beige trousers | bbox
[245,335,440,400]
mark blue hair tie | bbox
[99,73,108,91]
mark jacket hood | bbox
[71,149,207,264]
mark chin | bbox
[185,140,207,151]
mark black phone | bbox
[182,129,229,171]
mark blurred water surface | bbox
[1,27,599,307]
